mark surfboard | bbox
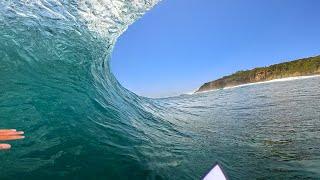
[202,163,227,180]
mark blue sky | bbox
[111,0,320,98]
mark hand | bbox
[0,129,24,150]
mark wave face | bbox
[1,1,320,179]
[0,0,168,179]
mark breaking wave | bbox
[1,1,319,179]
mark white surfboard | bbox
[202,164,227,180]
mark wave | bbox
[195,75,320,94]
[1,1,320,179]
[0,0,181,179]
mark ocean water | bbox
[0,1,319,179]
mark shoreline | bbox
[194,74,320,94]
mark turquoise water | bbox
[0,1,320,179]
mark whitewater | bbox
[0,0,319,179]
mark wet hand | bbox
[0,129,24,150]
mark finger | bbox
[0,129,16,132]
[0,135,25,141]
[0,131,24,136]
[0,144,11,150]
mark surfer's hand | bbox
[0,129,24,150]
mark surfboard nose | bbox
[202,163,227,180]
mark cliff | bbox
[196,55,320,93]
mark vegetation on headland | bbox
[196,55,320,93]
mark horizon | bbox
[111,0,320,98]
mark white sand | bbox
[194,74,320,94]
